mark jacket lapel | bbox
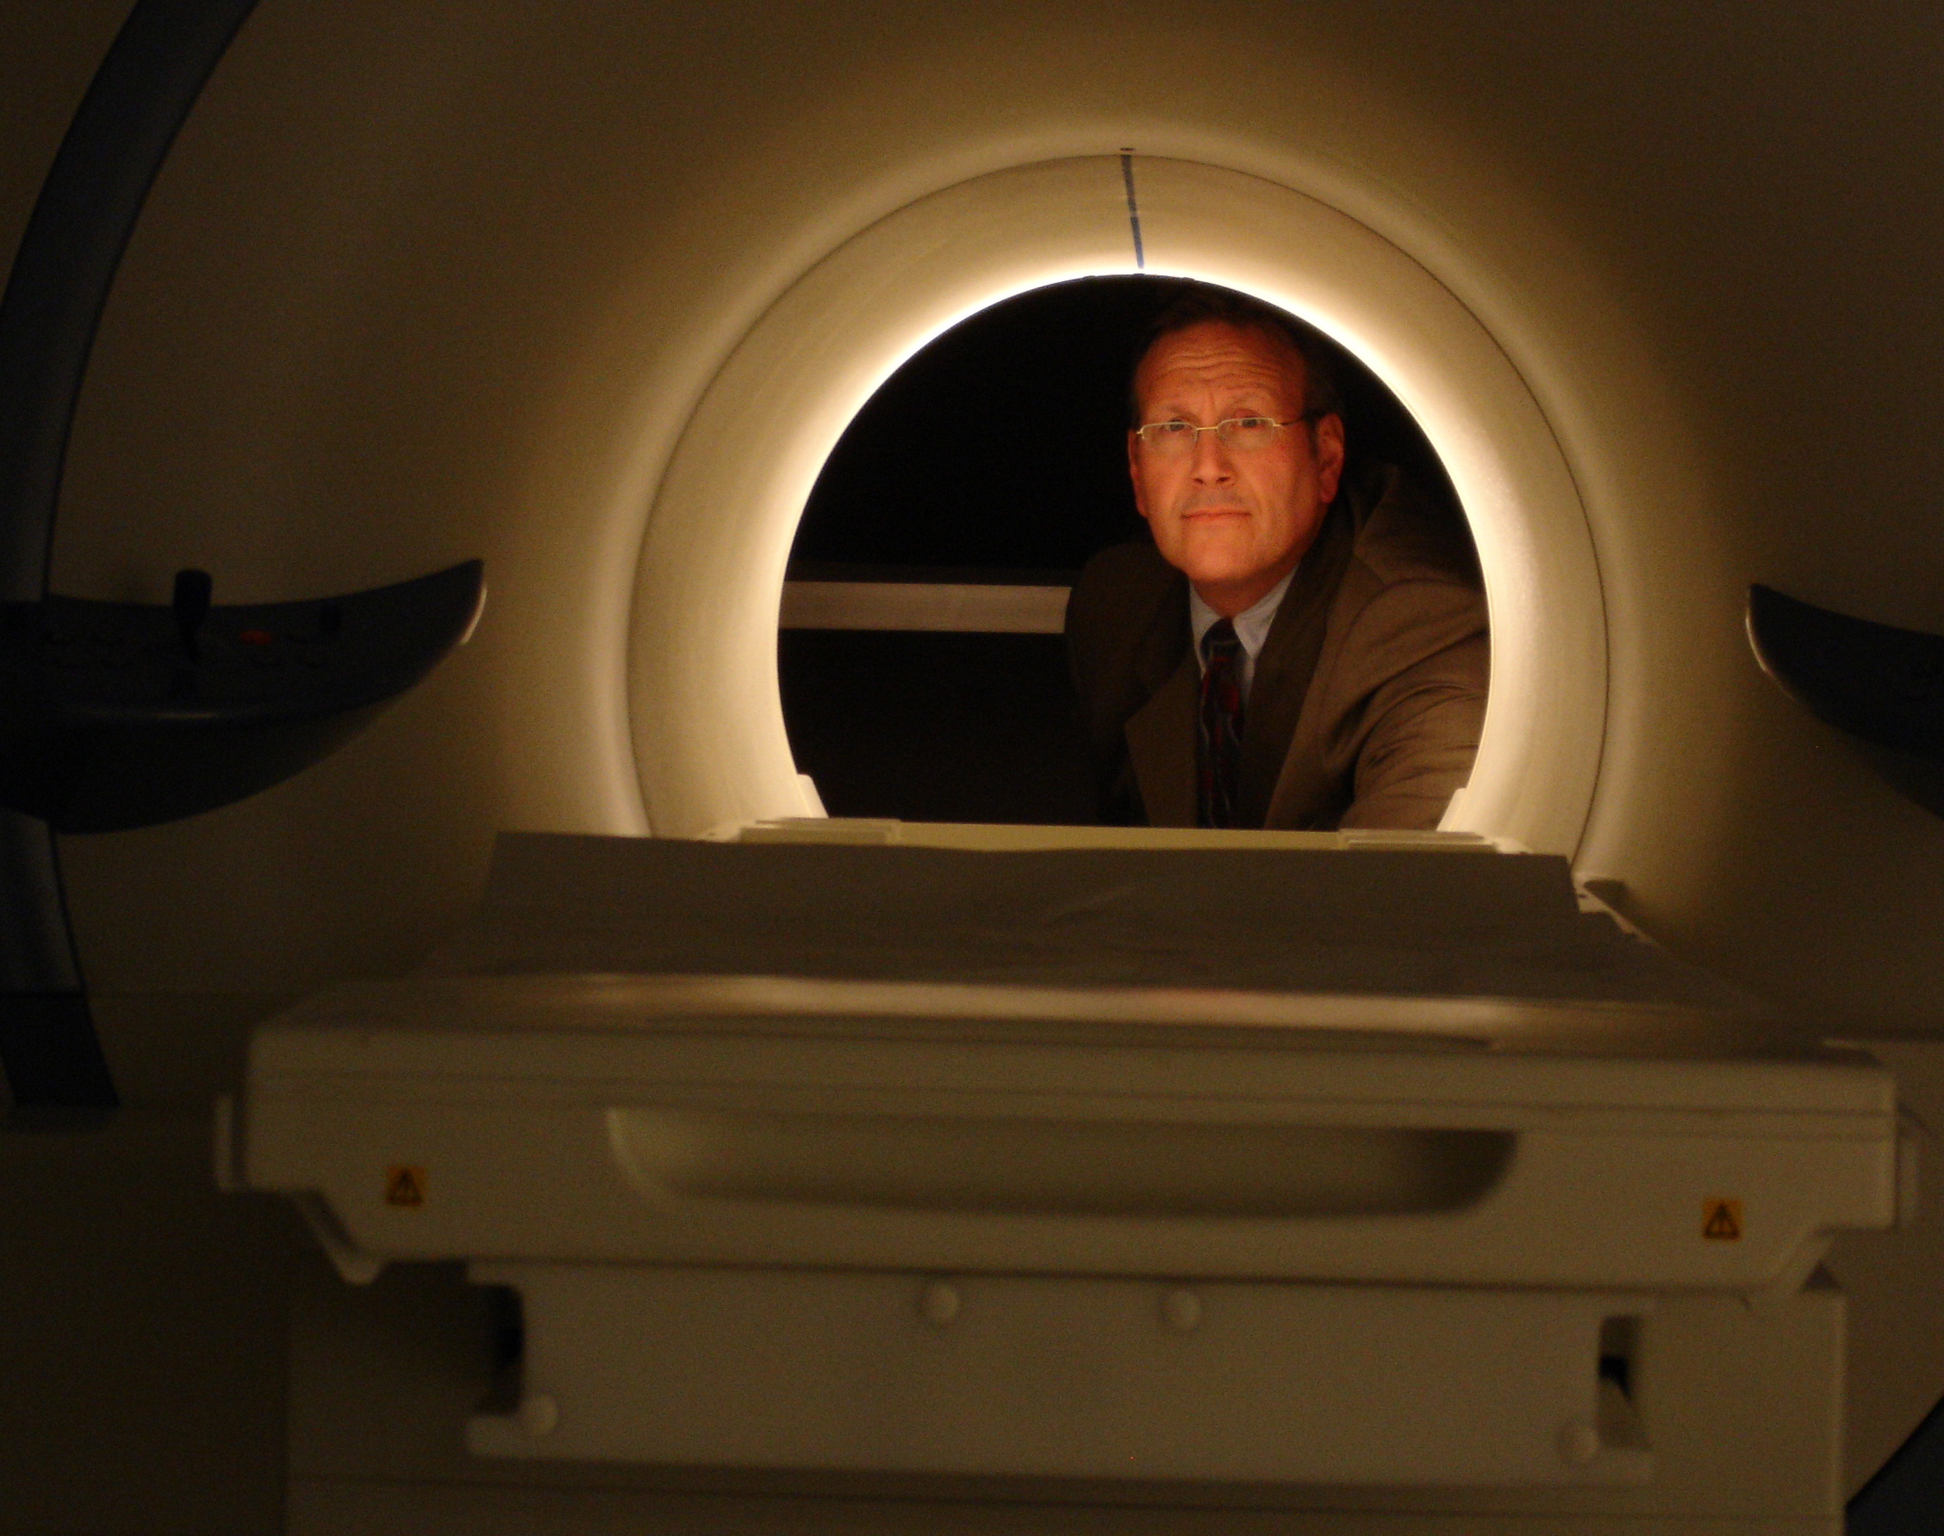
[1125,648,1200,827]
[1236,500,1354,827]
[1113,496,1356,830]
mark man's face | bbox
[1127,320,1345,617]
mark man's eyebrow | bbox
[1142,391,1282,420]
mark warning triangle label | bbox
[385,1165,426,1208]
[1702,1198,1741,1240]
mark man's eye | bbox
[1155,421,1192,435]
[1232,417,1274,430]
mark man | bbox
[1065,288,1488,831]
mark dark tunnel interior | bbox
[779,275,1472,824]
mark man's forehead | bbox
[1136,320,1306,406]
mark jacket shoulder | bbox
[1069,540,1179,609]
[1065,541,1182,660]
[1064,541,1188,826]
[1343,463,1483,592]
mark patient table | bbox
[227,826,1907,1527]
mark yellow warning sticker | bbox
[1702,1198,1742,1240]
[385,1165,426,1208]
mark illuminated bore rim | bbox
[629,156,1605,854]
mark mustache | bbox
[1175,489,1252,515]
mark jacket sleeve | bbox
[1332,577,1490,831]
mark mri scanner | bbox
[7,2,1944,1533]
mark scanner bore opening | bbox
[779,275,1481,826]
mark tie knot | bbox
[1202,617,1241,665]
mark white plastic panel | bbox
[467,1264,1650,1486]
[242,987,1897,1292]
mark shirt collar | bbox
[1189,563,1297,669]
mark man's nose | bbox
[1190,427,1236,480]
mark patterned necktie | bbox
[1197,618,1245,829]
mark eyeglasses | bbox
[1132,412,1320,458]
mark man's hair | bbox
[1128,284,1345,426]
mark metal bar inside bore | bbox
[780,582,1070,634]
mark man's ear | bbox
[1127,430,1150,523]
[1312,412,1346,504]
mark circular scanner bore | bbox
[779,275,1479,825]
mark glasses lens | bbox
[1140,421,1195,456]
[1220,417,1281,451]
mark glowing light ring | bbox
[630,157,1604,853]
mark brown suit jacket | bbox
[1065,464,1489,831]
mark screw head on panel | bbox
[921,1280,962,1327]
[519,1394,559,1437]
[1162,1287,1203,1333]
[1556,1417,1600,1466]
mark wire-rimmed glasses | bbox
[1132,411,1320,457]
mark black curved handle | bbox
[0,559,485,833]
[0,0,264,601]
[1747,583,1944,758]
[1747,589,1944,1509]
[0,1,263,1109]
